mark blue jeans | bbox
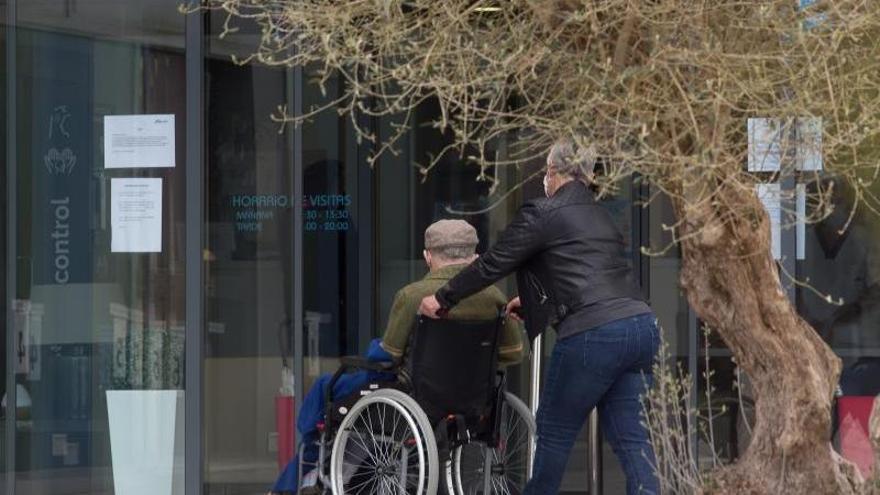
[525,313,660,495]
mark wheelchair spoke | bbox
[452,395,535,494]
[363,403,390,466]
[348,424,383,468]
[491,473,503,494]
[346,473,379,493]
[335,397,427,494]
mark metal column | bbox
[292,63,305,412]
[688,307,699,463]
[528,335,542,479]
[184,8,205,494]
[780,123,797,304]
[589,410,602,494]
[5,2,18,492]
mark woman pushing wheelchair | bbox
[421,138,661,495]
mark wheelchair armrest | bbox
[339,355,396,372]
[325,356,400,422]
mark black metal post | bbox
[184,7,205,495]
[5,2,18,493]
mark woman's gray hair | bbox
[547,138,597,182]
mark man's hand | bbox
[419,295,443,319]
[506,296,523,322]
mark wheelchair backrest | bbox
[407,314,503,422]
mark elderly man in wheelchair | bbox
[273,219,534,494]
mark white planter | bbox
[107,390,184,495]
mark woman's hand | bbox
[419,295,443,319]
[506,296,523,321]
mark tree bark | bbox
[674,179,863,494]
[870,397,880,494]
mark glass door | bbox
[6,1,187,493]
[203,12,297,493]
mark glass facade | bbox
[4,2,187,493]
[797,181,880,479]
[0,3,871,495]
[203,15,295,493]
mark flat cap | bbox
[424,219,478,250]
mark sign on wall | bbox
[31,33,94,285]
[111,178,163,253]
[103,114,176,169]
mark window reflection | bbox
[301,70,360,383]
[204,15,295,493]
[798,180,880,479]
[7,1,187,493]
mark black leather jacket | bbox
[435,181,644,341]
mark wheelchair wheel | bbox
[330,388,438,495]
[382,390,442,494]
[447,392,535,495]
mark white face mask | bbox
[543,174,550,197]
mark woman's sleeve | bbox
[436,203,545,310]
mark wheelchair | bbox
[300,314,536,494]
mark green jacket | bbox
[381,264,525,366]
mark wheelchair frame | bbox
[295,315,535,494]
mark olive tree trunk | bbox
[673,180,865,494]
[871,400,880,494]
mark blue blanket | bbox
[271,339,394,492]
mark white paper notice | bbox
[104,115,175,169]
[748,118,784,172]
[755,183,782,260]
[797,117,823,171]
[111,178,162,253]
